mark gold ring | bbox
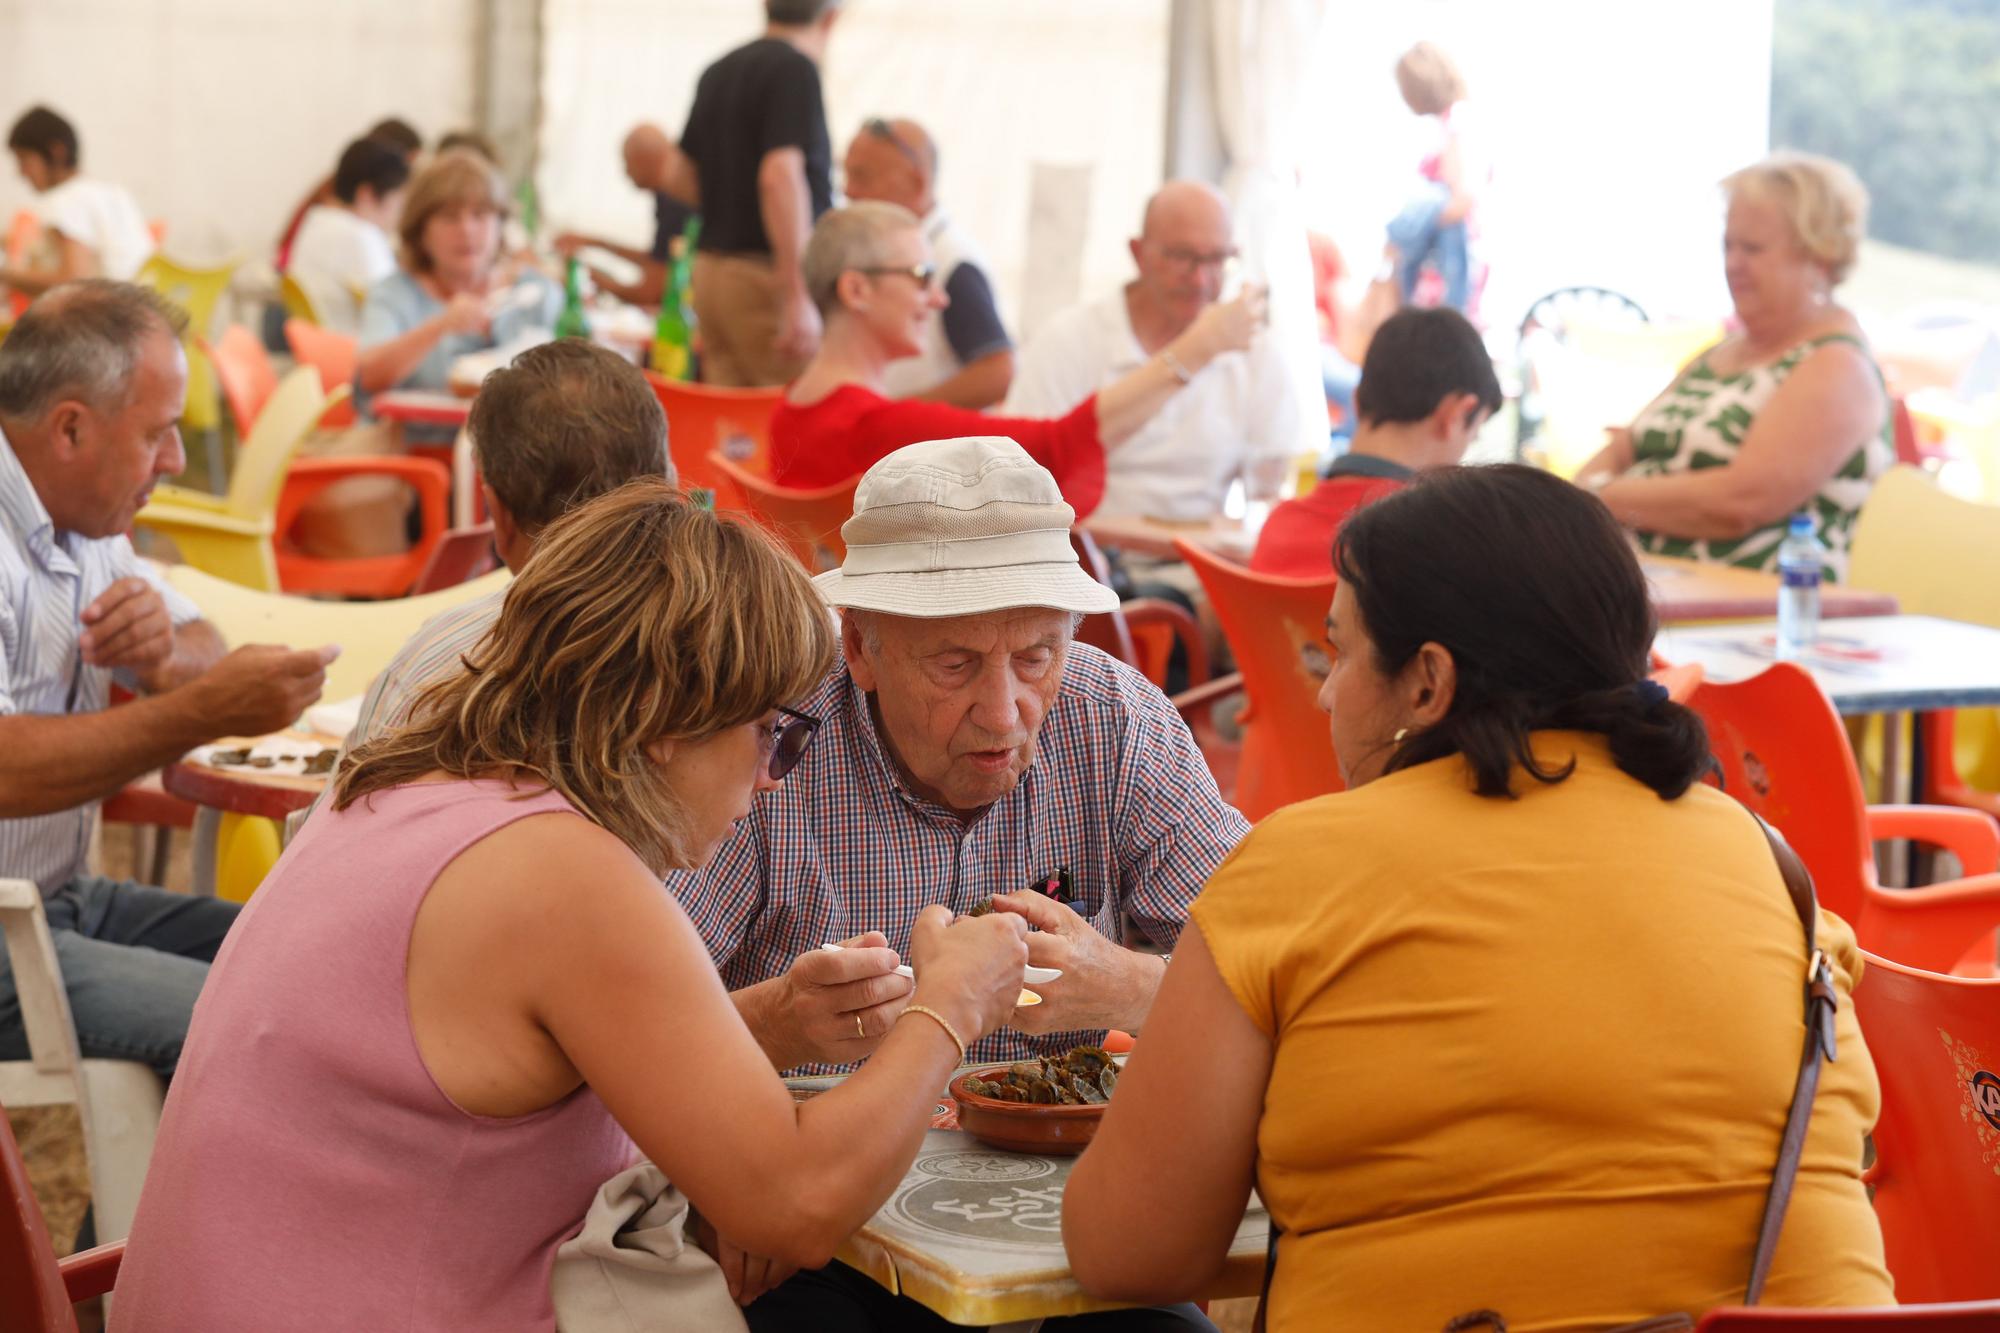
[854,1013,866,1040]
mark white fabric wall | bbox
[0,0,478,266]
[539,0,1170,337]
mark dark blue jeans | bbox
[0,875,240,1079]
[746,1260,1218,1331]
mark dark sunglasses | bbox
[857,262,939,288]
[864,117,924,171]
[765,705,822,781]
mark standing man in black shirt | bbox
[657,0,837,387]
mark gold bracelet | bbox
[1159,348,1194,385]
[900,1004,968,1064]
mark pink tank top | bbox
[111,780,635,1332]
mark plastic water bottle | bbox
[1775,513,1826,661]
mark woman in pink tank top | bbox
[111,481,1034,1331]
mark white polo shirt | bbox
[286,206,398,336]
[1005,286,1300,521]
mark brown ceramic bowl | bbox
[948,1067,1108,1155]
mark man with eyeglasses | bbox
[1008,180,1303,523]
[652,0,840,387]
[841,116,1016,410]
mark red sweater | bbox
[1249,473,1408,579]
[770,384,1106,518]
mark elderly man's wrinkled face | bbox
[845,608,1072,813]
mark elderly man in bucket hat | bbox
[674,434,1235,1328]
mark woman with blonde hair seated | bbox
[1575,152,1892,579]
[110,480,1034,1331]
[1063,465,1891,1330]
[773,201,1266,517]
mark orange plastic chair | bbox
[272,455,453,598]
[1174,539,1342,822]
[204,324,278,439]
[1696,1304,2000,1329]
[1848,952,2000,1303]
[0,1106,123,1332]
[411,522,499,594]
[284,318,358,429]
[1070,531,1209,691]
[647,374,783,505]
[709,450,856,573]
[1688,662,2000,974]
[4,210,39,319]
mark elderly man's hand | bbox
[985,891,1166,1036]
[78,578,174,685]
[763,930,914,1067]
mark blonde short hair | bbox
[1722,151,1870,286]
[334,479,835,874]
[802,201,920,316]
[398,149,509,274]
[1395,42,1466,116]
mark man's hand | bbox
[695,1216,798,1307]
[78,578,174,682]
[749,930,914,1068]
[773,283,822,363]
[551,231,595,257]
[986,891,1165,1035]
[181,644,340,738]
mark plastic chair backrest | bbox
[162,564,510,700]
[277,272,321,326]
[1071,530,1142,667]
[1696,1304,2000,1329]
[4,211,39,319]
[1848,952,2000,1303]
[136,252,235,340]
[1174,539,1342,821]
[647,374,783,499]
[709,450,856,573]
[284,318,358,429]
[221,367,345,522]
[1685,663,1874,927]
[0,1106,76,1332]
[412,522,499,594]
[206,324,279,438]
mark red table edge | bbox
[162,761,323,820]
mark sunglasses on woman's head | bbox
[765,705,821,781]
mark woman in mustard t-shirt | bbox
[1063,465,1892,1330]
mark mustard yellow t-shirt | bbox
[1191,733,1893,1332]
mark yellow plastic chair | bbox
[277,271,321,326]
[1850,465,2000,805]
[135,367,344,591]
[1530,315,1725,477]
[158,563,511,899]
[136,252,241,458]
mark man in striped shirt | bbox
[0,281,336,1079]
[347,339,673,742]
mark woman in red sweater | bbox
[773,201,1264,517]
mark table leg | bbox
[190,805,220,897]
[452,426,477,528]
[1877,710,1908,888]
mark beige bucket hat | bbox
[811,436,1120,618]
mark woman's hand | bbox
[1175,283,1268,374]
[439,291,492,338]
[905,904,1030,1042]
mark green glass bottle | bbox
[515,176,540,248]
[555,254,591,339]
[652,215,701,380]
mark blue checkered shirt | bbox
[671,643,1250,1074]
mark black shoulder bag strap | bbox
[1255,815,1839,1333]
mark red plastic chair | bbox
[1849,953,2000,1303]
[1173,539,1342,822]
[411,521,499,594]
[204,324,278,440]
[272,455,453,598]
[1070,531,1209,691]
[709,450,857,573]
[647,375,782,507]
[1688,663,2000,974]
[5,210,39,319]
[0,1106,123,1332]
[284,318,358,429]
[1697,1305,2000,1329]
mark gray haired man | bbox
[0,280,336,1081]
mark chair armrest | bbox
[1863,870,2000,974]
[274,455,452,545]
[1122,597,1211,686]
[135,502,270,538]
[144,482,229,513]
[1172,671,1245,742]
[59,1240,124,1303]
[1866,804,2000,877]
